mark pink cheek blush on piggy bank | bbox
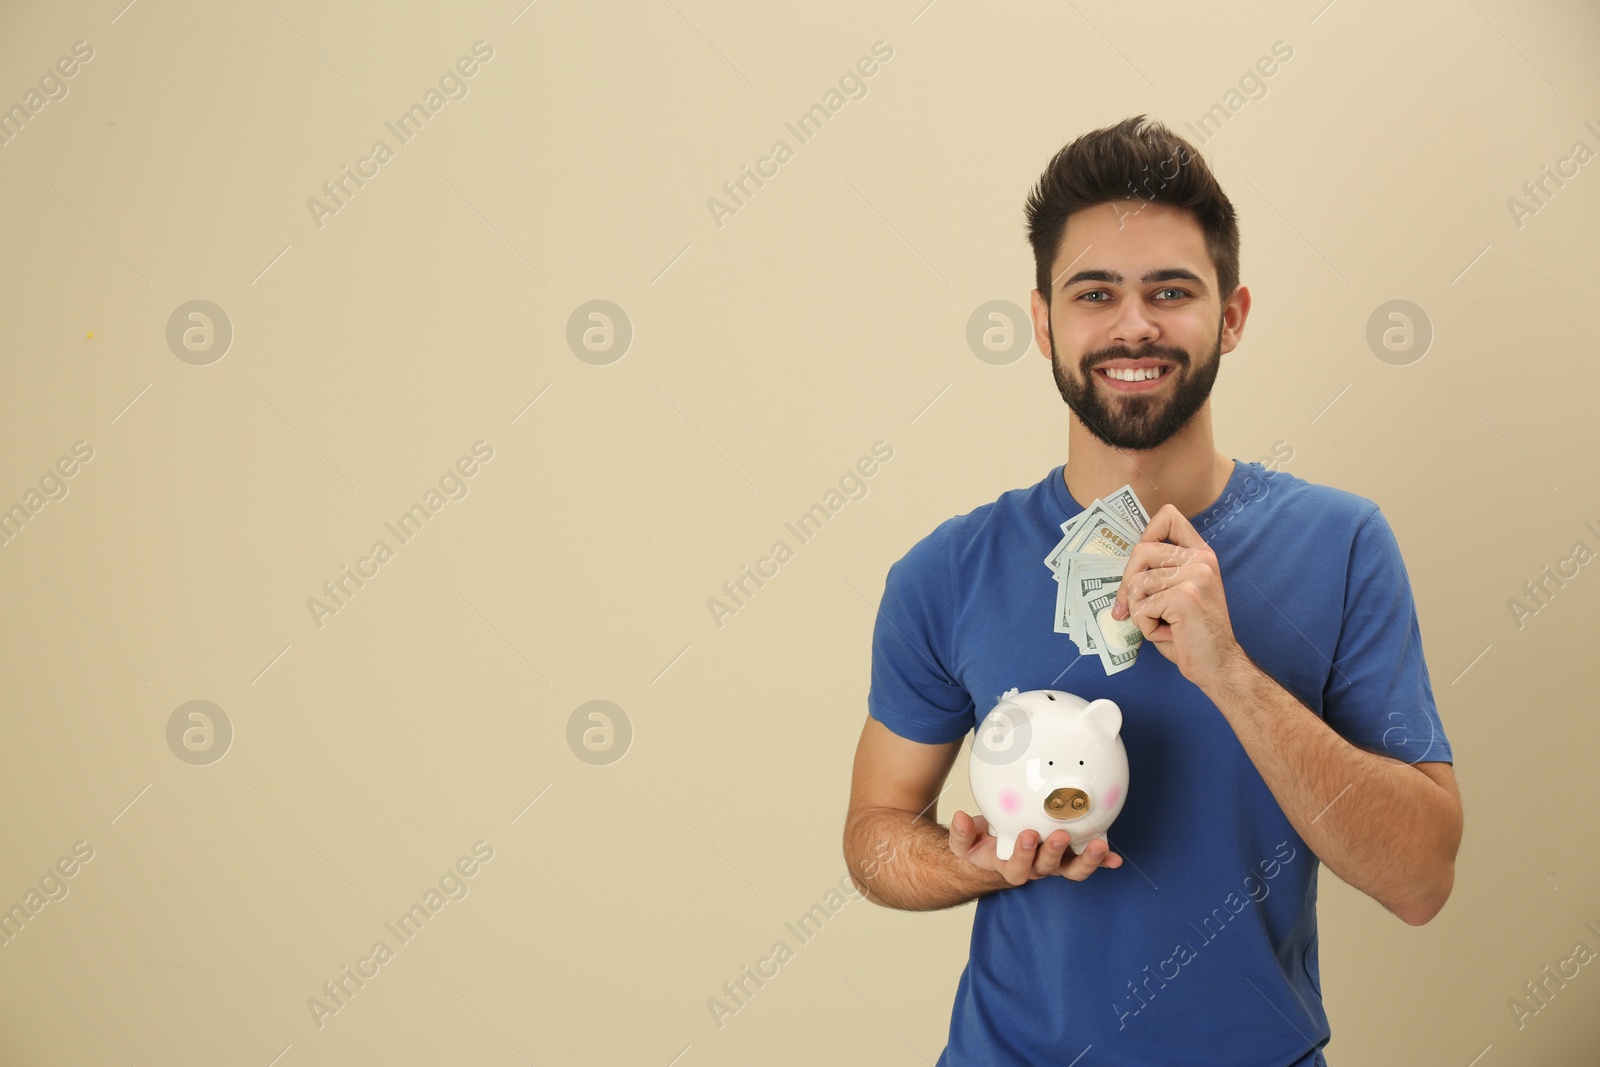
[968,688,1129,859]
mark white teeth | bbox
[1103,366,1164,381]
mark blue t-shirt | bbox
[867,459,1452,1067]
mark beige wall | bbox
[1,1,1597,1063]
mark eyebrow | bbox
[1059,267,1207,292]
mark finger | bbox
[1128,539,1200,567]
[1002,830,1042,885]
[1128,586,1177,642]
[1031,830,1073,877]
[1140,503,1210,551]
[1113,543,1196,620]
[949,810,984,856]
[1114,557,1191,621]
[1062,838,1121,881]
[1130,583,1195,627]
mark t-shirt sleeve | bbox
[1322,507,1453,764]
[867,531,976,745]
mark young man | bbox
[842,115,1461,1066]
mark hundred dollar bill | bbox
[1045,501,1139,573]
[1045,514,1082,581]
[1049,502,1139,575]
[1101,482,1151,536]
[1054,566,1076,637]
[1065,503,1139,556]
[1042,482,1152,673]
[1055,561,1106,646]
[1064,556,1126,650]
[1049,503,1135,644]
[1053,551,1123,636]
[1081,574,1142,675]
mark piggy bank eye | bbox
[1078,760,1084,766]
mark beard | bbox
[1048,319,1222,451]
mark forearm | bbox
[1204,652,1460,924]
[844,807,1010,911]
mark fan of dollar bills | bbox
[1044,482,1152,676]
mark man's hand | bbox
[1110,503,1247,690]
[949,809,1122,885]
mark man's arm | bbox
[1111,503,1463,926]
[1204,654,1461,926]
[843,714,1120,911]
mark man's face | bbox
[1031,201,1240,451]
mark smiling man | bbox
[843,115,1461,1066]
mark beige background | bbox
[0,0,1597,1063]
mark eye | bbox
[1079,760,1085,765]
[1075,287,1190,303]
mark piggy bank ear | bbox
[1083,698,1122,736]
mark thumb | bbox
[951,809,985,836]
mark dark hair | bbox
[1024,115,1239,308]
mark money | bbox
[1044,502,1136,572]
[1100,483,1152,538]
[1044,483,1151,675]
[1085,580,1142,672]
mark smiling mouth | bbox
[1096,365,1172,382]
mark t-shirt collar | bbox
[1047,457,1249,535]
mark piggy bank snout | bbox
[1043,787,1091,821]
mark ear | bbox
[1083,697,1122,736]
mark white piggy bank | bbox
[968,688,1129,859]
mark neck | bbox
[1061,403,1233,520]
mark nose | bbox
[1108,298,1158,347]
[1043,787,1090,820]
